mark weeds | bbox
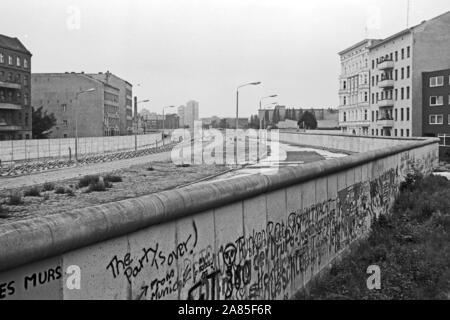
[8,192,23,206]
[23,186,41,197]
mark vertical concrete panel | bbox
[354,165,363,184]
[0,257,63,300]
[337,171,347,193]
[214,202,244,300]
[63,236,130,300]
[176,210,215,300]
[299,180,316,288]
[127,222,178,300]
[242,194,267,300]
[314,177,328,274]
[266,189,288,300]
[346,168,355,187]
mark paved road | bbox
[0,150,172,191]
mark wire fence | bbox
[0,133,162,164]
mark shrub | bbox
[0,204,8,217]
[103,174,122,183]
[43,193,50,201]
[23,186,41,197]
[65,188,75,197]
[85,178,112,193]
[8,192,23,205]
[78,175,100,188]
[55,186,66,194]
[43,182,55,192]
[146,167,154,171]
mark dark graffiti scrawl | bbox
[105,168,400,300]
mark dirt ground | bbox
[0,161,228,224]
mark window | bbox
[430,96,444,106]
[406,129,410,137]
[16,57,20,67]
[343,81,346,90]
[343,112,346,122]
[407,66,410,78]
[0,53,3,63]
[61,104,67,112]
[430,76,444,87]
[406,108,410,121]
[372,111,375,122]
[401,48,405,59]
[395,129,398,136]
[364,92,368,102]
[395,69,398,81]
[343,96,346,105]
[372,129,374,136]
[429,115,443,124]
[364,109,368,120]
[395,89,398,100]
[407,87,410,99]
[401,68,404,79]
[395,109,398,121]
[395,51,398,61]
[407,46,410,58]
[401,88,404,100]
[63,120,68,127]
[8,56,12,65]
[24,59,28,68]
[401,129,404,137]
[376,129,379,136]
[372,60,375,69]
[401,108,404,121]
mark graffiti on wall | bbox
[104,167,400,300]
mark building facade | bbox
[88,72,133,135]
[178,101,199,129]
[31,72,133,138]
[0,34,32,140]
[338,39,378,136]
[338,11,450,137]
[422,69,450,146]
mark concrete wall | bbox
[0,133,161,162]
[0,133,439,300]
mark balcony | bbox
[379,79,395,88]
[377,118,394,127]
[338,88,349,95]
[0,80,21,90]
[339,120,371,127]
[0,102,22,110]
[378,99,394,108]
[378,60,394,70]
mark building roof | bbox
[0,34,32,55]
[369,11,450,50]
[338,39,379,56]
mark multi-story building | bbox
[422,69,450,147]
[31,72,133,138]
[338,39,379,135]
[141,112,179,132]
[338,11,450,137]
[0,34,32,140]
[178,101,199,129]
[88,72,133,135]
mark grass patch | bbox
[297,173,450,300]
[8,192,23,206]
[84,178,112,193]
[78,175,100,188]
[43,182,55,192]
[146,167,155,171]
[103,174,122,184]
[23,186,41,197]
[0,204,9,218]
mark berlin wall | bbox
[0,133,439,300]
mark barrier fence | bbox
[0,133,162,164]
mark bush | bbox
[55,186,66,194]
[65,188,75,197]
[146,167,154,171]
[23,186,41,197]
[85,178,112,193]
[43,182,55,192]
[0,204,8,217]
[8,192,23,205]
[78,175,100,188]
[103,174,122,183]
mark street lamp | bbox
[134,98,150,150]
[259,95,278,129]
[236,82,261,130]
[162,106,175,146]
[75,88,96,161]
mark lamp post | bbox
[259,95,278,129]
[75,88,96,161]
[162,106,175,146]
[134,98,150,151]
[236,82,261,130]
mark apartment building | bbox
[31,72,133,138]
[88,72,133,135]
[422,69,450,147]
[338,39,378,135]
[0,34,32,140]
[178,100,199,129]
[338,11,450,137]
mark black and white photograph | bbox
[0,0,449,307]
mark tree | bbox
[272,107,280,125]
[32,106,57,139]
[298,111,317,130]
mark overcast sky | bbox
[1,0,450,117]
